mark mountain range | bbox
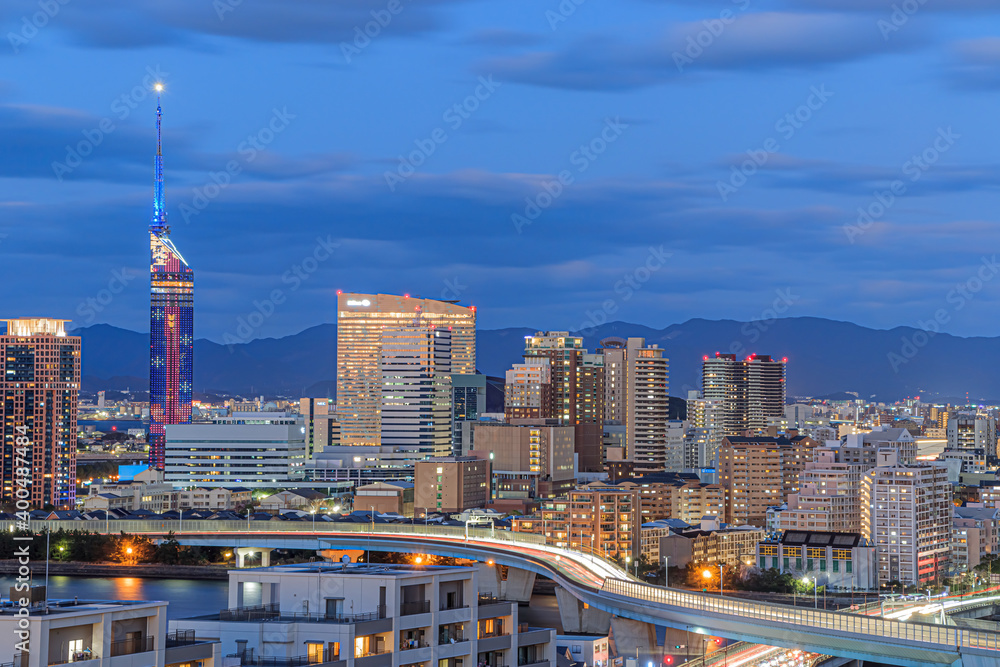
[71,317,1000,402]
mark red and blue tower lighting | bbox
[148,83,194,469]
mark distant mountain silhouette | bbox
[70,317,1000,401]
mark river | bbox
[0,574,228,620]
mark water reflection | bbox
[0,575,229,619]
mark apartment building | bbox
[861,450,952,586]
[0,598,218,667]
[952,505,1000,572]
[171,563,555,667]
[659,520,765,568]
[718,434,819,527]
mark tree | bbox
[112,533,154,565]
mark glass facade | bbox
[148,97,194,468]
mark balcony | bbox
[110,636,154,657]
[221,603,280,622]
[400,600,431,616]
[229,650,344,667]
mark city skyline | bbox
[3,2,1000,343]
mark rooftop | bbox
[0,598,163,617]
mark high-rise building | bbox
[380,327,453,459]
[1,318,80,508]
[337,293,475,446]
[148,88,194,469]
[702,353,785,437]
[861,449,951,586]
[522,332,605,473]
[451,374,486,456]
[600,338,670,472]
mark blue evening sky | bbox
[2,0,999,342]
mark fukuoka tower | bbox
[147,84,194,469]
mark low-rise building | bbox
[259,489,328,512]
[170,562,555,667]
[659,519,765,568]
[355,482,415,517]
[556,634,610,667]
[755,530,877,591]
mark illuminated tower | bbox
[148,84,194,468]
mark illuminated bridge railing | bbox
[601,578,1000,651]
[11,519,548,545]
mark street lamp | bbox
[311,509,316,531]
[803,575,817,609]
[663,556,670,587]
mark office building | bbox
[717,433,819,527]
[1,318,80,508]
[337,293,476,446]
[452,374,486,455]
[522,332,605,473]
[469,421,575,511]
[755,531,877,591]
[861,449,951,586]
[948,415,997,458]
[165,413,307,488]
[380,327,453,459]
[170,563,555,667]
[148,93,194,469]
[701,353,785,437]
[414,456,491,514]
[300,397,339,456]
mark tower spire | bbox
[151,83,168,237]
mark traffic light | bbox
[663,657,674,665]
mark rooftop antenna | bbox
[150,82,168,237]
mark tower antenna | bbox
[151,82,168,237]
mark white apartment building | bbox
[861,449,952,586]
[0,598,218,667]
[171,563,555,667]
[165,413,307,488]
[780,449,866,534]
[948,415,998,458]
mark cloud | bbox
[0,0,467,50]
[478,12,926,91]
[948,38,1000,90]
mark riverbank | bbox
[0,560,231,580]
